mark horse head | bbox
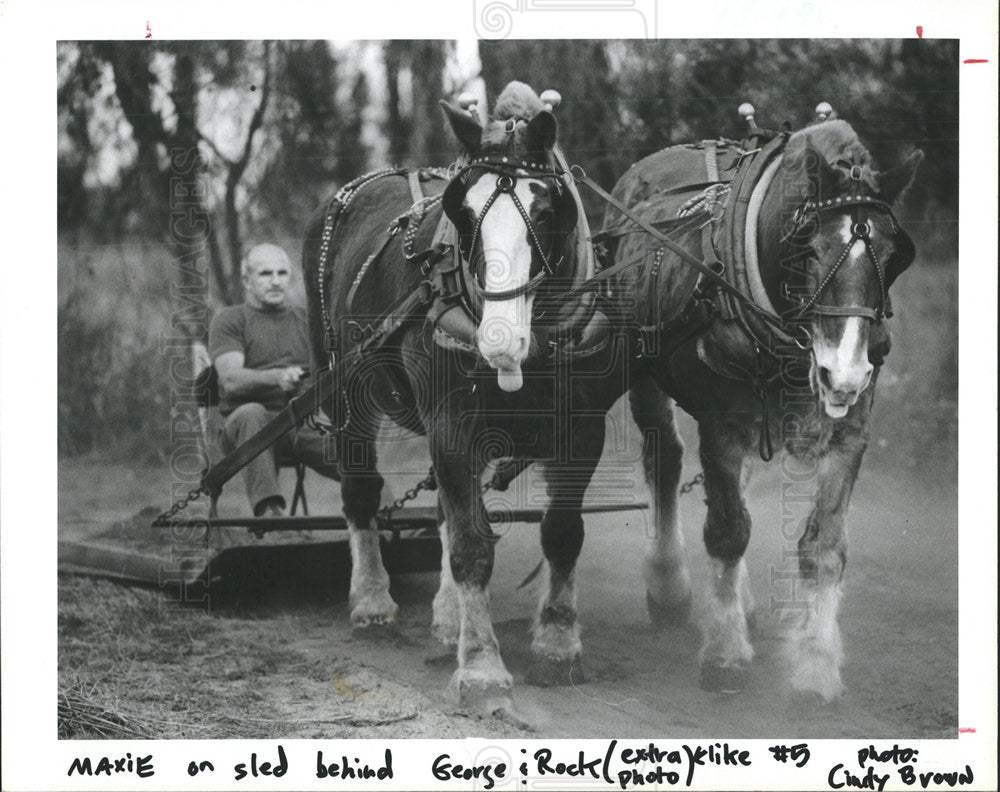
[760,121,923,418]
[441,82,578,392]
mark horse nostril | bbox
[818,366,833,390]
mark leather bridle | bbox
[781,192,914,323]
[442,154,577,302]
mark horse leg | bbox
[431,499,460,645]
[339,425,397,628]
[697,415,755,692]
[432,423,513,714]
[527,415,605,686]
[629,376,692,627]
[785,401,871,701]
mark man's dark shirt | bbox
[208,303,312,415]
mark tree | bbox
[382,41,450,167]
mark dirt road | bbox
[318,420,956,739]
[58,408,957,740]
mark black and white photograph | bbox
[1,1,997,790]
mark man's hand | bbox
[273,365,305,393]
[214,351,306,401]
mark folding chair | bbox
[191,341,309,518]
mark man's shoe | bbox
[251,498,285,538]
[253,496,286,517]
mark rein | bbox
[569,167,789,336]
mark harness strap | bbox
[574,169,786,329]
[467,174,560,291]
[345,219,405,313]
[407,169,423,204]
[594,180,731,245]
[810,304,880,319]
[704,140,719,182]
[793,206,889,321]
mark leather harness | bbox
[191,128,916,498]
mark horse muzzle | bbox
[477,317,531,392]
[813,359,873,418]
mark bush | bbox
[58,291,171,462]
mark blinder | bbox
[441,171,475,259]
[884,224,915,287]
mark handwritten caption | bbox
[827,744,974,791]
[65,741,976,789]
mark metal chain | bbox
[377,467,437,524]
[155,464,703,528]
[679,471,705,496]
[154,486,208,525]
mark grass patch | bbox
[58,577,314,739]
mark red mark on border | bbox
[916,26,923,39]
[958,727,976,733]
[145,21,152,39]
[963,59,988,64]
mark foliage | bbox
[383,41,452,167]
[58,285,170,461]
[58,39,957,461]
[479,39,958,237]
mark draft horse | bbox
[303,82,614,714]
[602,117,922,699]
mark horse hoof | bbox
[526,654,586,687]
[647,591,692,629]
[699,662,749,693]
[453,680,514,717]
[350,608,398,632]
[349,591,398,630]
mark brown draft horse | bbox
[603,118,922,700]
[303,82,621,716]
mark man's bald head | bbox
[242,243,291,278]
[242,244,293,309]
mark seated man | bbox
[208,243,338,517]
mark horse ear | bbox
[525,110,558,154]
[440,100,483,155]
[878,149,924,205]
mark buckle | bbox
[416,280,436,305]
[850,164,863,182]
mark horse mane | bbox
[480,81,546,152]
[785,119,879,194]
